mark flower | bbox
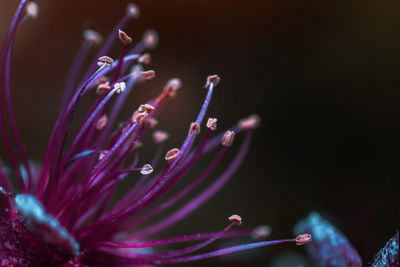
[0,1,310,266]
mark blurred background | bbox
[1,0,400,266]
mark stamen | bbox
[96,82,111,95]
[97,56,114,68]
[126,3,140,19]
[221,131,235,147]
[142,29,159,49]
[138,104,155,113]
[165,148,180,163]
[99,150,109,161]
[206,118,217,131]
[96,115,108,130]
[251,225,271,240]
[118,29,133,45]
[153,130,169,143]
[228,214,242,226]
[141,70,156,80]
[140,164,153,175]
[238,114,261,131]
[295,233,312,245]
[97,76,108,84]
[113,82,126,94]
[26,1,39,19]
[163,78,182,97]
[205,74,220,89]
[188,122,200,135]
[138,53,151,64]
[83,29,103,46]
[133,112,148,123]
[144,117,158,129]
[133,141,143,150]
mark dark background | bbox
[1,0,400,266]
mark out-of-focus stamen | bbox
[163,78,182,97]
[96,115,108,130]
[238,114,261,131]
[84,29,103,47]
[133,141,143,150]
[26,1,39,19]
[126,3,140,19]
[251,225,271,240]
[139,104,155,113]
[153,130,169,144]
[96,82,111,95]
[222,131,235,147]
[141,70,155,80]
[98,150,109,161]
[144,117,158,129]
[142,29,159,49]
[138,53,151,64]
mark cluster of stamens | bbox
[0,1,312,266]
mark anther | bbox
[228,214,242,226]
[295,233,312,246]
[188,122,200,135]
[97,56,113,68]
[97,76,108,84]
[138,104,155,113]
[143,29,159,49]
[153,130,169,144]
[114,82,126,94]
[206,118,217,131]
[96,82,111,95]
[26,2,39,19]
[84,29,103,46]
[131,64,143,80]
[96,115,108,130]
[165,148,180,163]
[118,29,133,45]
[141,70,156,80]
[163,78,182,97]
[134,112,148,123]
[138,53,151,64]
[205,74,220,89]
[140,164,153,175]
[126,3,140,19]
[221,131,235,147]
[144,117,158,129]
[238,114,261,131]
[98,150,109,161]
[132,141,143,150]
[251,225,271,240]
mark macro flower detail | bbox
[0,1,311,266]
